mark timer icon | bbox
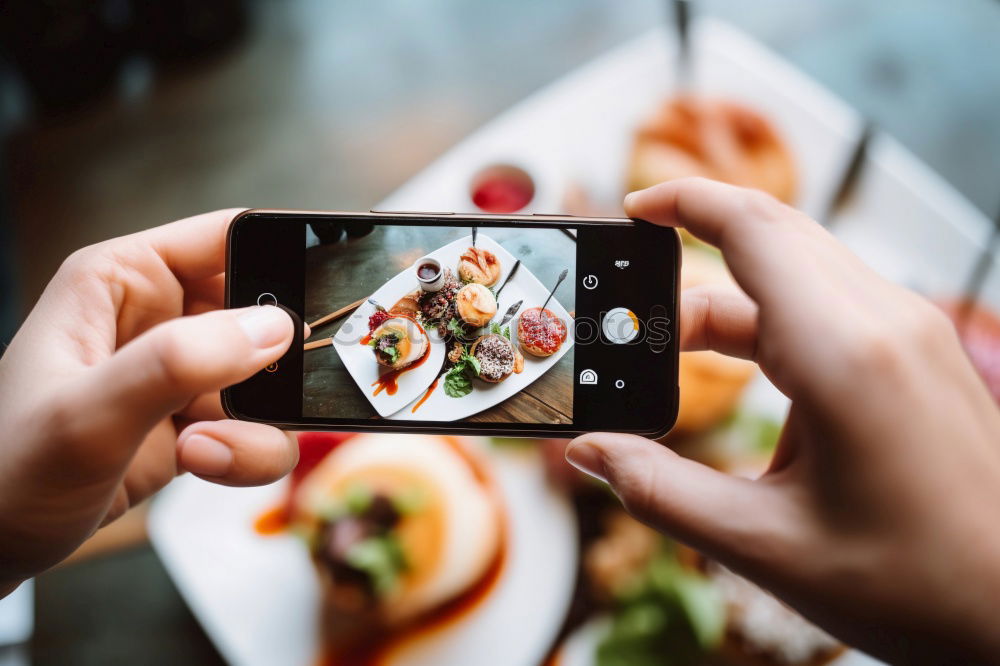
[582,274,599,290]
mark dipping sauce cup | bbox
[415,257,444,292]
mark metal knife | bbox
[496,299,523,328]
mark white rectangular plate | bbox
[330,233,574,421]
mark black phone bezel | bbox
[222,209,679,438]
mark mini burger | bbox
[471,333,523,383]
[368,317,429,369]
[456,283,497,329]
[458,247,502,286]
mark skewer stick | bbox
[307,297,366,329]
[304,337,334,351]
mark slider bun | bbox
[470,334,517,383]
[458,247,502,286]
[516,307,567,358]
[627,96,797,208]
[456,283,497,328]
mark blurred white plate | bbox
[330,233,574,421]
[149,442,577,666]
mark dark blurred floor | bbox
[2,1,999,664]
[32,546,224,666]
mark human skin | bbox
[566,178,1000,664]
[0,210,301,597]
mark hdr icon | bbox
[579,369,598,385]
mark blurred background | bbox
[1,1,999,665]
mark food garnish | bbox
[368,332,400,365]
[490,321,511,340]
[444,351,481,398]
[315,482,412,597]
[368,309,391,332]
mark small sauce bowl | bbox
[414,256,444,292]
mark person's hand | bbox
[0,210,300,595]
[565,179,1000,663]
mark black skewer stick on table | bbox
[560,228,578,242]
[957,203,1000,333]
[471,226,477,248]
[821,120,875,227]
[671,0,692,90]
[541,269,569,315]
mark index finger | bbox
[144,208,245,282]
[624,178,850,314]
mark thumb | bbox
[66,305,293,461]
[566,432,787,567]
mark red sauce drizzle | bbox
[371,342,431,396]
[518,307,567,355]
[411,377,438,413]
[365,316,432,397]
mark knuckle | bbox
[58,246,100,279]
[150,325,197,394]
[842,324,903,376]
[909,299,954,349]
[840,297,951,378]
[42,388,85,442]
[739,187,785,222]
[608,451,664,527]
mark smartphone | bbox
[223,210,679,438]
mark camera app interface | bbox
[303,222,576,425]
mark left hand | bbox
[0,210,300,595]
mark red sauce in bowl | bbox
[417,263,440,281]
[469,164,535,213]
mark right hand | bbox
[566,178,1000,663]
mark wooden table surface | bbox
[303,224,576,424]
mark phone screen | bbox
[225,212,678,437]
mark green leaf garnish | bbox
[461,352,481,376]
[444,368,473,398]
[597,547,725,666]
[447,318,465,337]
[391,486,427,515]
[344,482,373,515]
[345,535,408,595]
[384,345,399,363]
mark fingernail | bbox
[238,306,290,348]
[623,191,641,211]
[565,439,607,484]
[179,433,233,477]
